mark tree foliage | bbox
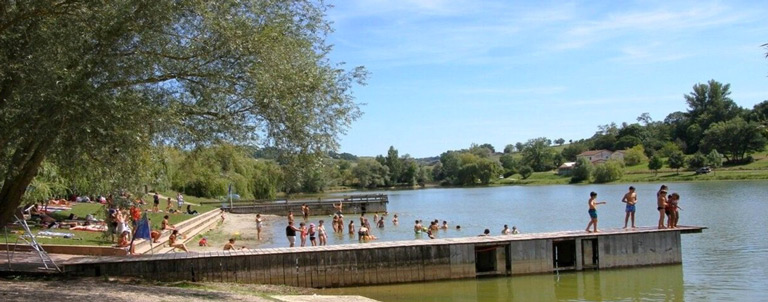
[593,160,624,183]
[521,137,556,172]
[687,152,707,169]
[518,165,533,180]
[570,157,593,183]
[667,151,686,173]
[700,117,767,163]
[0,0,367,224]
[648,156,663,175]
[561,143,587,161]
[623,145,648,166]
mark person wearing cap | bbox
[308,223,317,246]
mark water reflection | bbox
[321,265,684,302]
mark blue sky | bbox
[326,0,768,158]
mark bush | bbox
[570,157,593,183]
[624,145,647,166]
[518,165,533,179]
[593,160,624,183]
[687,152,706,169]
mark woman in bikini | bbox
[169,230,189,252]
[657,185,668,229]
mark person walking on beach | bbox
[585,191,606,233]
[286,221,299,247]
[622,186,638,229]
[657,185,668,229]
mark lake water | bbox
[257,181,768,301]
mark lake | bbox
[257,181,768,301]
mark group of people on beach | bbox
[586,185,682,233]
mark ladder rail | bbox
[11,216,61,272]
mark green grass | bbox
[497,171,571,185]
[495,151,768,186]
[4,196,219,247]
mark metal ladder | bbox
[11,216,60,272]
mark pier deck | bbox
[223,194,389,216]
[45,225,705,288]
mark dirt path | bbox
[188,213,280,252]
[0,278,313,302]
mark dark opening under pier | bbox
[59,226,705,288]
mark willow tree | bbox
[0,0,366,225]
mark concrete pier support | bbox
[60,226,703,288]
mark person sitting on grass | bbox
[199,237,208,247]
[169,229,188,252]
[186,204,198,215]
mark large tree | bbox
[521,137,556,172]
[0,1,365,224]
[700,117,766,163]
[682,80,745,152]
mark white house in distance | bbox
[559,149,627,175]
[577,149,625,164]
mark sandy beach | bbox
[188,213,281,252]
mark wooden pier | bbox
[222,194,389,216]
[58,226,704,288]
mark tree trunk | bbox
[0,137,51,226]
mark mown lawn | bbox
[4,193,219,247]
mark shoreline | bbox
[188,213,281,252]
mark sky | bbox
[325,0,768,158]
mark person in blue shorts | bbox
[585,191,606,233]
[622,186,638,229]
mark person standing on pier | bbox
[657,185,668,229]
[622,186,638,229]
[286,221,299,247]
[585,191,606,233]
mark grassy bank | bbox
[4,193,218,247]
[497,151,768,185]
